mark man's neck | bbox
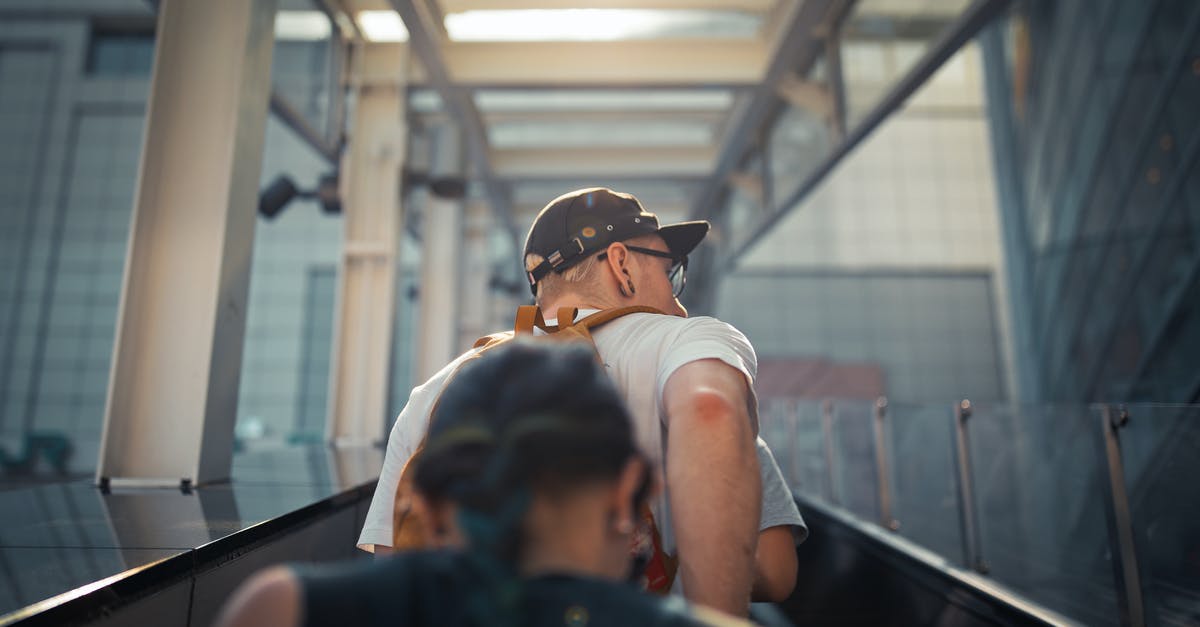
[539,293,620,316]
[542,297,609,317]
[518,494,623,581]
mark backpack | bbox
[390,305,679,593]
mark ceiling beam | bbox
[314,0,363,40]
[493,146,716,180]
[775,72,835,118]
[414,109,727,125]
[411,40,767,88]
[387,0,518,241]
[438,0,777,11]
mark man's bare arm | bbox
[214,567,301,627]
[751,526,798,601]
[664,358,761,615]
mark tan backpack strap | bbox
[555,307,579,330]
[514,305,546,334]
[576,305,665,330]
[473,332,511,349]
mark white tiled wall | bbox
[725,43,1014,403]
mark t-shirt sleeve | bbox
[356,352,477,551]
[655,317,757,421]
[757,437,807,542]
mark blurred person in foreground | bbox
[360,188,805,615]
[216,341,752,627]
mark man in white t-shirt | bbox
[357,187,805,615]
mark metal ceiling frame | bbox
[679,0,853,315]
[387,0,520,255]
[270,91,341,163]
[724,0,1013,267]
[688,0,849,223]
[151,0,348,165]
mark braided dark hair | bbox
[413,339,641,623]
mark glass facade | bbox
[0,16,152,482]
[985,0,1200,403]
[727,41,1009,405]
[761,400,1141,625]
[0,3,416,478]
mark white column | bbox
[96,0,277,486]
[325,43,407,445]
[457,199,493,349]
[414,125,465,383]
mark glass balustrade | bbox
[760,397,1200,626]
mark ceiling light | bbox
[444,9,758,42]
[355,10,409,42]
[274,11,331,41]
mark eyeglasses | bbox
[598,245,688,297]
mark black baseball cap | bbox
[523,187,710,295]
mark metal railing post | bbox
[872,397,899,530]
[1096,404,1150,627]
[786,399,802,488]
[951,399,987,572]
[821,399,838,504]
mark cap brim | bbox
[657,221,710,258]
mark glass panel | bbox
[271,3,336,139]
[759,399,829,501]
[290,266,337,444]
[86,29,155,76]
[235,114,343,449]
[0,42,151,481]
[724,154,765,237]
[1119,404,1200,626]
[841,0,974,127]
[830,399,880,522]
[387,264,420,433]
[969,404,1119,625]
[885,402,962,563]
[744,41,998,271]
[765,104,832,211]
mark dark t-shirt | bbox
[292,550,710,627]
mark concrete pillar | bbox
[457,198,493,349]
[326,43,407,445]
[414,125,465,383]
[96,0,277,486]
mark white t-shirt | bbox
[357,312,805,552]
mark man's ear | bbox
[604,242,629,279]
[611,456,648,534]
[605,242,638,298]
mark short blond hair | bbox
[525,252,603,303]
[524,234,661,304]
